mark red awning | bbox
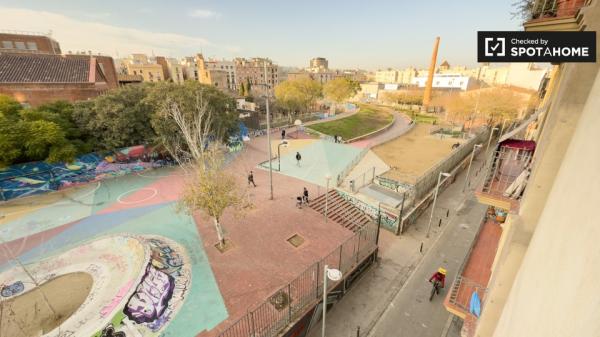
[500,139,536,151]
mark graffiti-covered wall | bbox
[0,145,173,201]
[335,189,400,232]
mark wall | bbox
[506,63,547,91]
[475,4,600,335]
[0,82,109,107]
[0,33,61,54]
[491,63,600,337]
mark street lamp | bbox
[322,265,342,337]
[324,174,331,223]
[463,144,482,192]
[426,172,451,238]
[277,140,288,171]
[261,61,274,200]
[485,127,500,152]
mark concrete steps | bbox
[309,190,374,232]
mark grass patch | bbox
[308,104,393,140]
[406,112,438,124]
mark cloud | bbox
[188,9,220,19]
[0,7,238,57]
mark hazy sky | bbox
[0,0,522,69]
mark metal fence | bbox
[218,221,379,337]
[336,147,369,186]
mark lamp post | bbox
[500,119,509,137]
[322,265,342,337]
[324,174,331,223]
[463,144,482,192]
[277,140,288,171]
[426,172,451,238]
[485,127,499,152]
[262,61,274,200]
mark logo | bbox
[484,37,505,57]
[478,31,596,63]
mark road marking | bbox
[117,188,158,205]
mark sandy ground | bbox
[0,272,93,337]
[372,123,464,183]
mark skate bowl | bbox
[1,272,93,337]
[0,234,192,336]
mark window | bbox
[14,41,26,50]
[1,41,12,49]
[26,42,38,50]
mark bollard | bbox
[420,242,423,253]
[356,326,361,337]
[438,218,442,227]
[446,209,450,217]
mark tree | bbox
[0,96,77,166]
[73,84,156,151]
[147,81,239,149]
[323,77,360,106]
[478,88,524,125]
[274,78,322,118]
[380,90,424,106]
[160,90,246,249]
[238,82,245,97]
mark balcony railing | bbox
[477,144,534,212]
[530,0,586,20]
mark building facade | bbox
[0,32,61,55]
[234,57,279,95]
[0,53,112,106]
[443,2,600,336]
[309,57,328,71]
[411,73,473,91]
[124,54,165,83]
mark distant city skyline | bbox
[0,0,522,69]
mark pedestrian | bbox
[248,171,256,187]
[281,129,286,140]
[295,152,302,166]
[303,187,309,203]
[334,134,338,143]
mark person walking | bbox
[303,187,309,204]
[247,171,256,187]
[296,152,302,166]
[281,129,286,140]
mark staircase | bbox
[309,190,374,232]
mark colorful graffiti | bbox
[0,280,24,297]
[0,145,173,201]
[100,324,126,337]
[124,264,175,325]
[336,190,400,231]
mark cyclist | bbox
[429,267,447,294]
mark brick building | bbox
[234,57,279,95]
[0,32,61,55]
[0,53,112,106]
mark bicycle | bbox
[429,280,441,301]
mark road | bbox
[307,149,489,337]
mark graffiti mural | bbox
[1,280,24,297]
[118,237,191,334]
[100,324,126,337]
[336,190,400,231]
[0,145,173,201]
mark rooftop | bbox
[0,53,105,84]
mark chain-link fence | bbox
[218,221,378,337]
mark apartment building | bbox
[443,1,600,336]
[234,57,279,95]
[124,54,165,83]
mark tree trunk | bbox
[214,217,225,247]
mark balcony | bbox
[475,140,535,212]
[524,0,587,31]
[444,218,502,336]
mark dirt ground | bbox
[0,272,93,337]
[373,123,464,183]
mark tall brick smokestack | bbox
[423,36,440,107]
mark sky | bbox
[0,0,522,70]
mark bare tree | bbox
[160,93,246,249]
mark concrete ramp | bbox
[359,184,405,208]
